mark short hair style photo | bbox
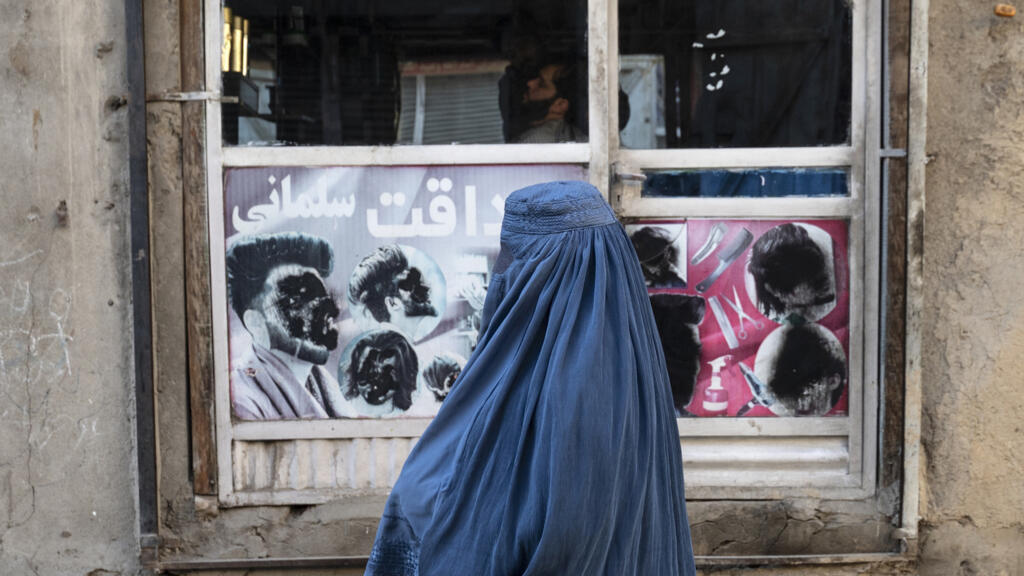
[628,224,686,288]
[347,244,410,323]
[755,323,847,417]
[648,294,705,416]
[343,329,420,412]
[747,223,836,323]
[421,353,464,402]
[225,232,334,318]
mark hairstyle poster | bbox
[223,165,586,420]
[625,219,849,418]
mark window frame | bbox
[202,0,882,506]
[607,0,882,502]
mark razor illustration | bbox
[695,228,753,293]
[691,222,728,266]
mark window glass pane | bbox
[641,168,848,198]
[618,0,852,149]
[624,219,849,417]
[221,0,588,146]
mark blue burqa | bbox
[365,181,696,576]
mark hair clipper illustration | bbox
[736,361,774,416]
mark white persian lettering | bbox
[232,174,356,234]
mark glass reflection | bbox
[619,0,852,149]
[641,169,848,198]
[221,0,588,147]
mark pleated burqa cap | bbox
[366,181,696,576]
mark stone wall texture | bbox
[917,1,1024,574]
[0,0,141,574]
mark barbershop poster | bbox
[223,165,585,420]
[625,219,849,418]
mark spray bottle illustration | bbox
[702,355,732,416]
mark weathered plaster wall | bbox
[918,2,1024,575]
[0,1,141,575]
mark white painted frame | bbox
[203,0,882,505]
[607,0,882,502]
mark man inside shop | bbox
[501,55,589,143]
[500,52,629,144]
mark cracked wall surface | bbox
[0,0,141,575]
[918,1,1024,575]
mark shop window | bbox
[619,0,852,149]
[220,0,588,146]
[200,0,881,506]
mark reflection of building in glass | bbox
[619,54,665,149]
[619,0,852,149]
[397,60,507,145]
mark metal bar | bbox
[220,482,872,508]
[587,0,611,194]
[155,556,369,572]
[901,0,929,544]
[222,143,590,167]
[618,196,857,219]
[145,90,237,103]
[880,148,907,158]
[878,0,893,504]
[697,553,912,566]
[883,0,894,150]
[616,146,855,170]
[204,0,234,506]
[232,415,851,441]
[154,552,912,572]
[857,0,885,498]
[125,0,157,557]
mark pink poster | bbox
[625,219,849,418]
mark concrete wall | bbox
[0,1,141,575]
[917,2,1024,575]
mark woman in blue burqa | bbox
[365,181,696,576]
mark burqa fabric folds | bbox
[365,181,696,576]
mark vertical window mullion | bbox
[588,0,612,196]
